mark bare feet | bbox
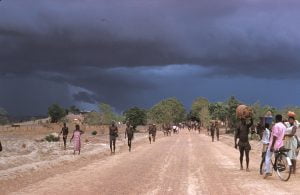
[264,173,272,179]
[246,168,250,172]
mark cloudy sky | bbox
[0,0,300,116]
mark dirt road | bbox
[9,130,300,195]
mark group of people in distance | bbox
[2,113,298,180]
[0,120,158,156]
[56,120,158,155]
[234,113,299,178]
[110,121,158,154]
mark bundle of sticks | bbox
[236,105,253,119]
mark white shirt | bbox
[262,128,270,145]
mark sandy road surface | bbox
[8,130,300,195]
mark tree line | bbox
[1,96,300,129]
[46,98,186,126]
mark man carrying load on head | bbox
[235,117,253,171]
[235,105,254,171]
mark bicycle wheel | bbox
[275,153,292,181]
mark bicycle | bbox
[260,148,292,181]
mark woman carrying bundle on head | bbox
[70,124,84,155]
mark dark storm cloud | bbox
[1,0,300,115]
[72,91,96,104]
[0,75,72,116]
[1,0,299,77]
[48,66,159,111]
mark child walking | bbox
[260,123,270,174]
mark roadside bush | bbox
[91,130,98,135]
[45,133,60,142]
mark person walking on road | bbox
[125,123,134,152]
[70,124,84,155]
[215,121,220,141]
[148,124,157,144]
[207,124,210,136]
[235,117,253,171]
[59,122,69,150]
[109,121,118,154]
[210,122,216,142]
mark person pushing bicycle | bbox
[264,114,286,178]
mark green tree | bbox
[186,111,199,121]
[251,102,277,123]
[84,111,101,125]
[191,97,211,127]
[0,107,9,125]
[191,97,209,114]
[99,103,116,125]
[209,102,228,122]
[149,98,185,124]
[280,107,300,121]
[200,106,211,128]
[123,107,147,128]
[68,105,81,114]
[48,104,67,123]
[226,96,241,131]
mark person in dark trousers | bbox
[197,122,201,134]
[148,124,157,144]
[235,117,253,171]
[207,124,210,136]
[125,123,134,152]
[210,122,216,142]
[215,121,220,141]
[59,123,69,150]
[109,121,118,154]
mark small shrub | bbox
[91,130,98,135]
[45,134,60,142]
